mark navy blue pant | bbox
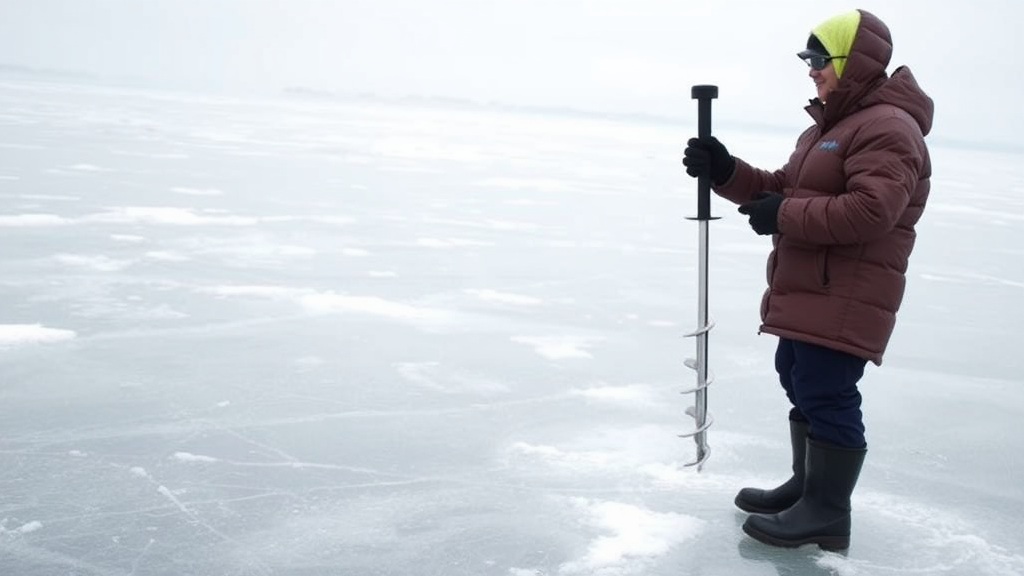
[775,338,868,448]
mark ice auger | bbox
[680,85,719,470]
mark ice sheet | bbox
[1,79,1022,576]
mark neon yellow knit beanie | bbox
[811,10,861,78]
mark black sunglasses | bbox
[804,54,847,71]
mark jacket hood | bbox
[809,9,933,136]
[863,66,934,136]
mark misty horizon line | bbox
[0,61,1015,155]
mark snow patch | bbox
[20,194,80,201]
[508,442,611,468]
[202,285,307,299]
[0,213,71,226]
[110,234,146,243]
[476,177,578,192]
[416,237,492,248]
[54,253,133,272]
[0,324,76,347]
[645,319,676,328]
[144,250,190,262]
[1,519,44,535]
[86,206,258,226]
[172,452,218,463]
[511,336,595,360]
[569,384,655,405]
[17,521,43,534]
[503,198,557,206]
[170,186,224,196]
[311,215,356,225]
[301,292,442,321]
[856,492,1024,576]
[558,498,703,575]
[69,163,108,172]
[466,289,542,306]
[815,552,860,575]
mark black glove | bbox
[682,136,735,185]
[737,191,783,235]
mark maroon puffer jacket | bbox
[715,10,934,365]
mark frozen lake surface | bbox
[1,78,1023,575]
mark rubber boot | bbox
[734,419,809,514]
[742,438,867,551]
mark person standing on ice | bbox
[682,9,933,550]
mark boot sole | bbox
[742,522,850,551]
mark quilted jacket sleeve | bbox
[713,157,786,205]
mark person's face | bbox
[810,62,840,102]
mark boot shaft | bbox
[802,438,866,512]
[788,419,810,478]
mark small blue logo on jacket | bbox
[818,140,840,151]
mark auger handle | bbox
[691,85,718,221]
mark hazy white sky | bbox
[0,0,1015,146]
